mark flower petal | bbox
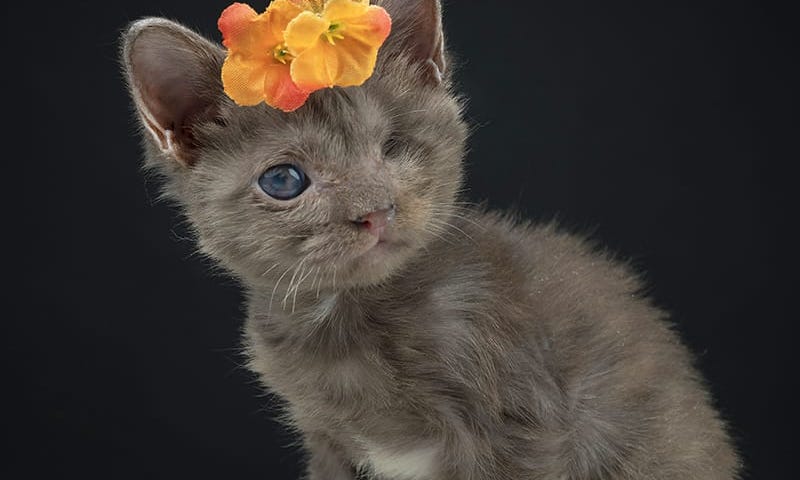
[218,4,274,56]
[290,36,376,90]
[262,63,311,112]
[339,5,392,49]
[322,0,370,23]
[221,55,271,106]
[327,36,380,87]
[266,0,306,32]
[285,11,329,54]
[289,41,337,91]
[218,3,258,45]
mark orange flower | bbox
[284,0,392,91]
[218,1,309,112]
[218,1,391,111]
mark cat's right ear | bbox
[121,18,225,167]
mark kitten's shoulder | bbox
[437,208,647,299]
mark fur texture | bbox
[121,1,741,478]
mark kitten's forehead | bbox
[304,86,390,136]
[234,83,393,168]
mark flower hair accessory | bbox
[218,0,392,112]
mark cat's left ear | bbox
[378,0,447,85]
[121,18,225,166]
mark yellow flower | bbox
[284,0,392,91]
[218,1,309,112]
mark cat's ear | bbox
[379,0,447,85]
[121,18,225,166]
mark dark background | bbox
[5,1,796,478]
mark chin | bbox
[338,240,416,288]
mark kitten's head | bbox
[122,0,466,292]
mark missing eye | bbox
[382,134,405,159]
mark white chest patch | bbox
[360,443,439,480]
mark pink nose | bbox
[353,205,396,236]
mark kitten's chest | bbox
[355,439,441,480]
[246,296,413,414]
[246,298,444,478]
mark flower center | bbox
[272,43,294,64]
[324,23,346,45]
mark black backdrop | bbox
[5,1,796,478]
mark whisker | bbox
[315,266,323,299]
[269,262,297,315]
[283,255,311,309]
[292,265,317,313]
[260,262,280,278]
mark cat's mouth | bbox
[375,226,390,244]
[360,227,404,256]
[346,229,409,283]
[367,231,393,250]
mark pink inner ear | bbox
[136,55,197,133]
[126,22,223,163]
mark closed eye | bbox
[382,134,405,159]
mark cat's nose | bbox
[352,205,396,237]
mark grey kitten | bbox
[121,1,741,478]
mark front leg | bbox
[303,433,357,480]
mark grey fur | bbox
[121,1,741,478]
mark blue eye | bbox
[258,164,309,200]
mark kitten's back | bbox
[370,209,742,478]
